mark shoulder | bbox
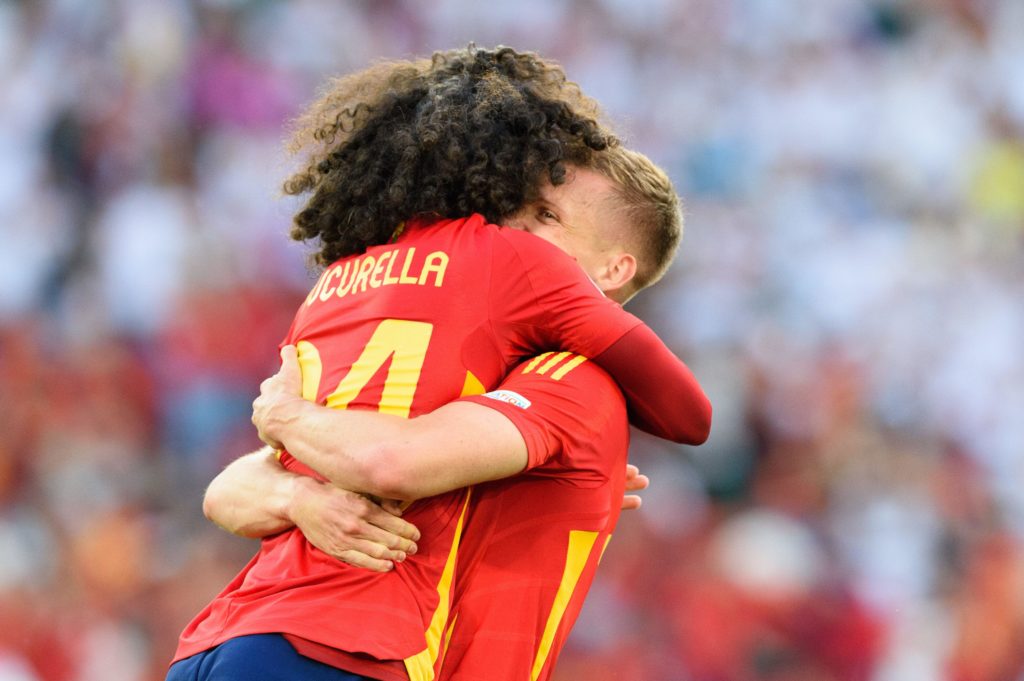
[497,353,626,426]
[512,353,620,398]
[401,215,570,259]
[510,355,628,470]
[395,213,493,243]
[403,213,582,275]
[461,353,627,472]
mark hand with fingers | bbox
[621,463,650,511]
[253,345,306,451]
[289,477,421,573]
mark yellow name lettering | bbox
[371,251,392,289]
[418,251,449,288]
[305,269,328,307]
[335,260,355,298]
[319,266,342,301]
[383,248,400,285]
[304,247,451,308]
[399,248,418,284]
[352,255,376,295]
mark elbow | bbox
[202,480,229,528]
[202,493,215,522]
[359,444,423,501]
[688,396,713,445]
[672,393,713,446]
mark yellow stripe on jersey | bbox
[598,535,612,563]
[549,355,587,381]
[404,488,473,681]
[522,352,555,374]
[522,352,588,380]
[531,530,600,680]
[295,340,323,402]
[324,319,432,417]
[460,370,485,397]
[535,352,571,376]
[435,612,459,675]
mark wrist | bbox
[264,396,311,446]
[282,474,321,524]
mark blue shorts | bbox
[166,634,376,681]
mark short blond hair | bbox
[591,147,683,298]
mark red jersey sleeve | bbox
[492,228,712,444]
[459,353,627,475]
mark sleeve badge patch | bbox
[481,389,532,409]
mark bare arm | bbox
[203,446,421,572]
[203,447,301,538]
[253,346,529,501]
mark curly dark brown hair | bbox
[283,45,617,265]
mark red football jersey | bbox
[173,215,696,679]
[438,353,628,681]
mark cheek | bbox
[527,226,560,246]
[533,231,578,261]
[505,221,576,259]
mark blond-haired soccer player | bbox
[168,45,708,681]
[197,148,691,680]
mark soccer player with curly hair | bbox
[167,46,709,681]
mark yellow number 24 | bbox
[295,319,433,418]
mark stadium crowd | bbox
[1,0,1022,679]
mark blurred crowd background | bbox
[1,0,1023,679]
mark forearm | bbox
[253,344,527,500]
[203,447,311,538]
[595,325,712,444]
[204,445,422,571]
[263,400,405,496]
[266,399,527,500]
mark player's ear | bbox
[595,251,637,302]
